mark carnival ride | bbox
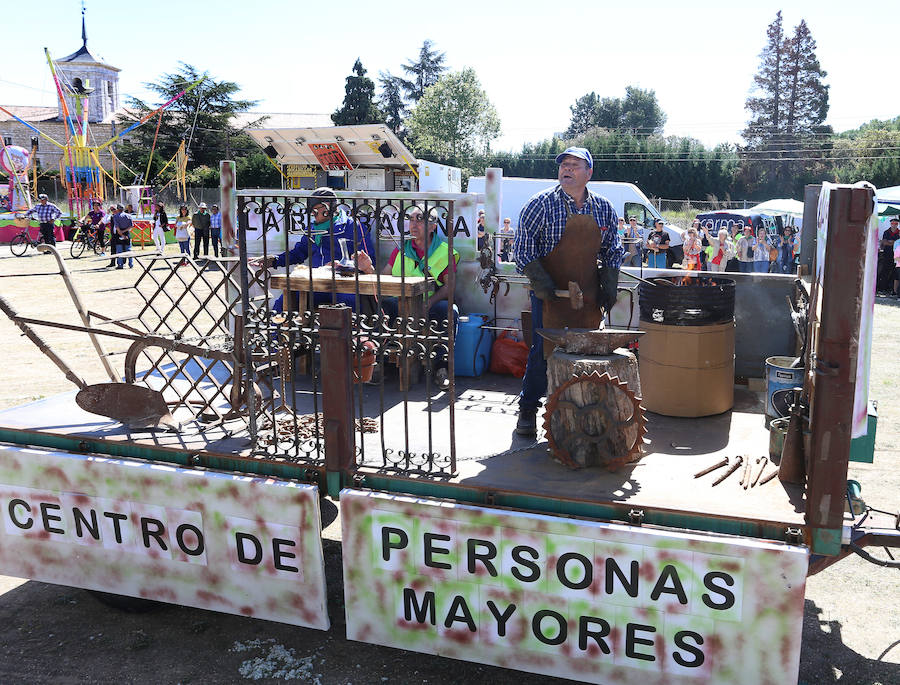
[0,48,203,243]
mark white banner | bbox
[0,444,328,629]
[341,489,807,685]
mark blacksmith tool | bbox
[712,455,743,486]
[751,456,769,487]
[694,457,729,478]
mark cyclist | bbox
[24,194,62,247]
[79,200,107,254]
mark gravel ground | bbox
[0,245,897,684]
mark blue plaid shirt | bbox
[210,212,222,230]
[26,202,63,223]
[514,184,623,272]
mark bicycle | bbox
[9,224,46,257]
[69,223,105,258]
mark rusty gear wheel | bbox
[543,371,647,471]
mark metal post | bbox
[318,304,355,488]
[219,160,236,253]
[806,185,872,555]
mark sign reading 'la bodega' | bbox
[341,490,807,685]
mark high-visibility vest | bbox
[391,240,457,292]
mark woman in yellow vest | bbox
[355,205,460,387]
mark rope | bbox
[144,109,163,185]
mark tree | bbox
[399,40,447,102]
[406,68,500,164]
[377,71,407,135]
[331,59,383,126]
[783,20,829,136]
[741,13,830,196]
[117,63,259,182]
[564,87,665,137]
[743,11,786,146]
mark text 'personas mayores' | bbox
[2,486,305,579]
[372,512,747,674]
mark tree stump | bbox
[545,349,645,470]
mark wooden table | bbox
[269,265,433,390]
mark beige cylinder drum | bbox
[638,320,735,417]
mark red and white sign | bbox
[308,142,353,171]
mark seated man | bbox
[249,187,374,313]
[355,206,460,388]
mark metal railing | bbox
[237,190,465,475]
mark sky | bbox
[2,0,897,152]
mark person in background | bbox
[736,225,755,273]
[693,218,709,270]
[209,203,222,258]
[623,216,642,266]
[892,237,900,298]
[355,206,458,388]
[752,227,771,273]
[249,187,374,313]
[104,205,118,266]
[111,204,134,269]
[79,200,106,252]
[877,217,900,294]
[124,203,135,216]
[502,217,514,233]
[174,204,192,267]
[724,223,742,272]
[776,225,799,274]
[645,219,670,268]
[192,202,211,260]
[681,226,703,270]
[151,201,168,256]
[476,209,487,251]
[24,193,62,247]
[617,216,626,240]
[704,227,734,272]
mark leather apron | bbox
[539,213,605,354]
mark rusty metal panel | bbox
[341,489,807,684]
[0,443,329,629]
[807,185,874,546]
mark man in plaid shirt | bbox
[25,194,63,246]
[512,147,624,436]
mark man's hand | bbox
[597,265,620,313]
[523,260,556,301]
[249,255,274,269]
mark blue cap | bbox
[555,147,593,169]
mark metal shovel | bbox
[0,296,178,429]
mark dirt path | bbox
[0,245,897,684]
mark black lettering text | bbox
[444,595,476,632]
[557,552,593,590]
[486,601,516,637]
[605,558,639,597]
[511,545,540,583]
[103,511,127,543]
[466,538,498,577]
[702,571,736,611]
[175,523,204,557]
[39,502,64,535]
[140,517,168,551]
[273,538,298,572]
[673,630,705,668]
[650,564,688,605]
[532,609,567,646]
[381,526,408,562]
[73,508,100,540]
[402,588,435,624]
[578,616,612,654]
[235,532,262,565]
[424,532,451,570]
[626,623,656,661]
[8,499,33,529]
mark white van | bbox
[467,176,684,262]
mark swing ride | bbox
[0,46,203,243]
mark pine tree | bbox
[743,11,786,147]
[331,59,383,126]
[564,87,664,138]
[399,40,447,102]
[377,71,407,135]
[783,20,829,136]
[565,92,600,137]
